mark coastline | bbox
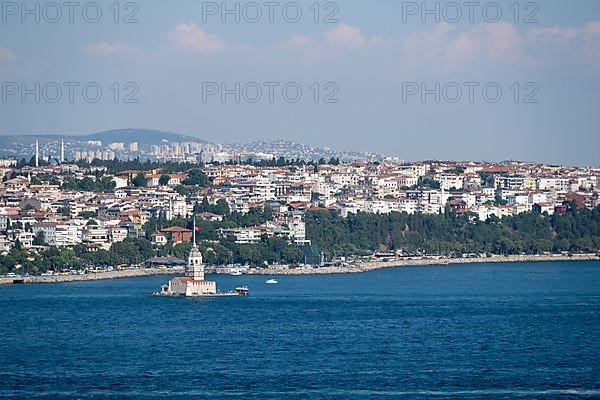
[1,254,598,285]
[242,253,600,275]
[0,268,179,286]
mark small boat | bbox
[230,271,243,276]
[265,279,278,284]
[235,286,250,296]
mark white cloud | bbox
[289,35,316,48]
[526,21,600,67]
[400,20,600,72]
[529,26,579,41]
[324,24,367,48]
[402,22,531,71]
[583,21,600,36]
[286,24,380,64]
[0,47,16,61]
[168,23,226,54]
[85,41,140,57]
[581,22,600,63]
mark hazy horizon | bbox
[1,127,597,167]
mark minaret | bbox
[186,217,204,281]
[60,140,65,164]
[35,139,39,167]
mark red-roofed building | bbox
[161,226,193,244]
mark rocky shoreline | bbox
[1,254,598,285]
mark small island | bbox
[154,221,249,297]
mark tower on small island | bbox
[160,218,217,296]
[187,222,204,281]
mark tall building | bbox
[35,139,39,167]
[129,142,138,152]
[108,142,125,151]
[60,140,65,163]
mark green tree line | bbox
[305,203,600,257]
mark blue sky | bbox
[1,0,599,165]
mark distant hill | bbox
[79,129,205,145]
[0,129,205,146]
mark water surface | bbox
[1,261,599,399]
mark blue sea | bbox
[1,261,600,399]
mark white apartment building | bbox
[14,231,34,248]
[364,199,391,214]
[476,205,514,221]
[31,223,57,245]
[54,224,82,247]
[112,176,129,189]
[109,227,128,243]
[538,177,570,191]
[82,225,110,248]
[434,174,464,190]
[219,227,262,244]
[398,175,418,188]
[529,192,548,205]
[398,199,419,214]
[397,164,429,178]
[285,217,307,244]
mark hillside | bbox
[0,129,205,146]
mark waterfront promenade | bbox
[1,254,598,285]
[0,268,180,285]
[243,253,600,275]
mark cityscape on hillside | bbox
[0,130,388,165]
[1,134,599,278]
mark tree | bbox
[98,176,116,192]
[132,173,147,187]
[159,174,170,186]
[183,169,209,186]
[145,216,158,239]
[214,199,230,215]
[304,205,600,258]
[196,197,210,213]
[174,185,190,196]
[79,211,97,219]
[33,232,46,246]
[417,176,440,189]
[494,190,508,206]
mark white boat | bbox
[230,271,243,276]
[265,279,278,284]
